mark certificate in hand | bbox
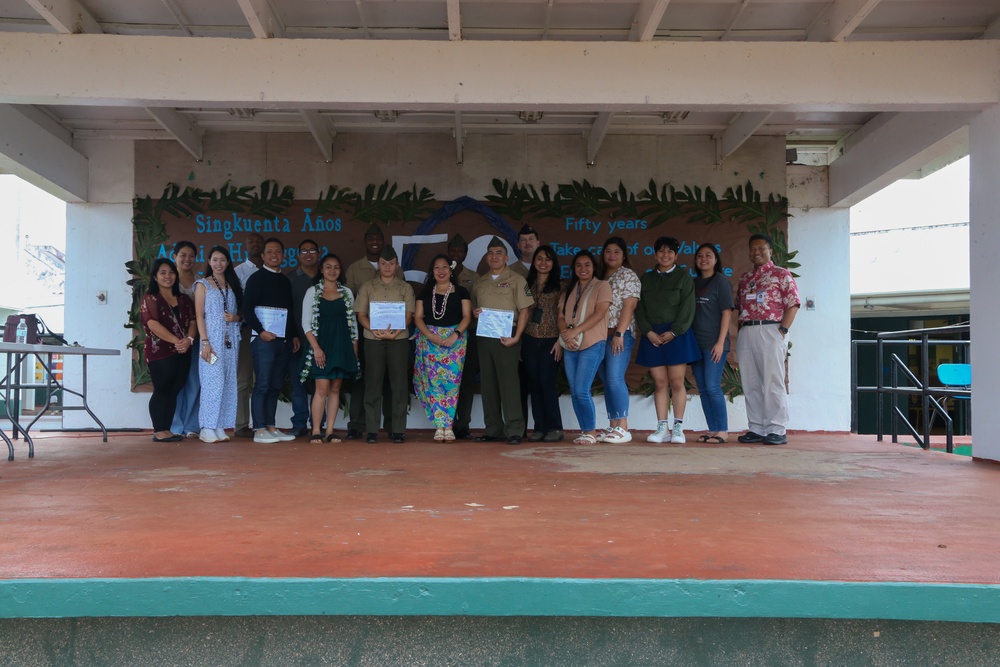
[477,308,514,339]
[370,301,407,330]
[255,306,288,338]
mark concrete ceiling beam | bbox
[235,0,284,39]
[629,0,671,42]
[447,0,461,41]
[716,111,772,162]
[300,109,335,162]
[0,34,996,112]
[829,111,974,207]
[587,112,613,165]
[807,0,882,42]
[0,104,88,201]
[23,0,101,34]
[145,107,203,160]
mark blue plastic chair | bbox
[934,363,971,438]
[937,363,971,390]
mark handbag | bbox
[3,313,40,344]
[558,283,594,350]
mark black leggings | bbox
[147,353,191,431]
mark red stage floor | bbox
[1,430,996,585]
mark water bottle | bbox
[15,317,27,344]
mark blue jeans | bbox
[691,347,729,432]
[597,330,635,420]
[170,350,200,434]
[563,340,606,432]
[288,346,309,430]
[251,337,293,430]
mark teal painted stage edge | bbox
[2,578,998,623]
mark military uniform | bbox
[345,257,403,300]
[344,255,403,434]
[453,265,481,435]
[354,275,415,436]
[509,261,530,279]
[472,266,535,439]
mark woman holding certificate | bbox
[354,246,415,443]
[557,250,612,445]
[413,254,472,442]
[301,253,359,443]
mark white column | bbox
[787,207,852,432]
[969,106,1000,462]
[63,139,147,429]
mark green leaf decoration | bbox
[721,360,744,402]
[557,179,611,216]
[398,184,437,223]
[312,184,355,216]
[486,179,532,220]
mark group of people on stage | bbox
[138,221,799,447]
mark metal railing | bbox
[851,324,970,452]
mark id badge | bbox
[756,292,765,304]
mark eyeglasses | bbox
[300,249,318,254]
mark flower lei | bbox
[300,278,358,382]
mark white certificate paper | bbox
[370,301,407,330]
[477,308,514,339]
[255,306,288,338]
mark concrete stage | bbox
[1,430,998,664]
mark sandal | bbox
[443,428,456,442]
[573,433,598,445]
[325,433,342,443]
[433,428,445,442]
[697,434,712,443]
[309,433,324,443]
[704,435,728,444]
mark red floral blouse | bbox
[140,293,196,362]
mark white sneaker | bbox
[270,429,296,442]
[670,423,686,444]
[604,427,632,444]
[647,422,670,443]
[253,429,280,443]
[215,428,230,442]
[199,428,218,443]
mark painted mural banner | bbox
[127,179,793,392]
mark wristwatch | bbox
[778,326,789,335]
[613,331,623,338]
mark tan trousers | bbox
[736,324,788,437]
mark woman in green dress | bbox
[300,254,359,442]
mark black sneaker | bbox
[293,427,311,439]
[737,431,764,444]
[346,429,362,440]
[392,433,406,443]
[366,433,377,444]
[453,428,472,440]
[506,435,522,445]
[762,433,788,445]
[527,431,546,442]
